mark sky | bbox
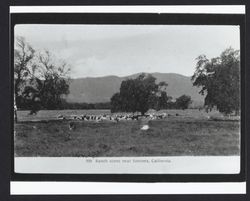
[15,24,240,78]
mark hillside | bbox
[66,73,204,106]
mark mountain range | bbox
[66,73,204,105]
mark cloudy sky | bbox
[15,24,240,78]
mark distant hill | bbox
[66,73,204,106]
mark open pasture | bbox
[14,109,240,157]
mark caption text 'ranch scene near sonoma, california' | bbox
[14,25,241,158]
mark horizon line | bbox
[70,72,192,79]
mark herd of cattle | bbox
[57,112,179,122]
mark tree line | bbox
[17,96,191,111]
[14,36,240,117]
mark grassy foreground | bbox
[14,117,240,157]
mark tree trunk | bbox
[14,110,18,123]
[14,95,18,123]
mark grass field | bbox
[14,109,240,157]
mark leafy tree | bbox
[26,50,70,112]
[191,48,240,115]
[14,36,35,108]
[110,92,122,113]
[14,36,71,115]
[157,91,172,110]
[110,73,168,115]
[175,95,192,110]
[148,91,172,111]
[22,86,41,114]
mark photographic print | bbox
[12,18,243,176]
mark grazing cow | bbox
[57,114,64,119]
[80,115,86,120]
[70,115,78,120]
[132,115,139,120]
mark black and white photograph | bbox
[12,14,243,177]
[3,2,248,196]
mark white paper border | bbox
[10,181,246,194]
[9,5,245,14]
